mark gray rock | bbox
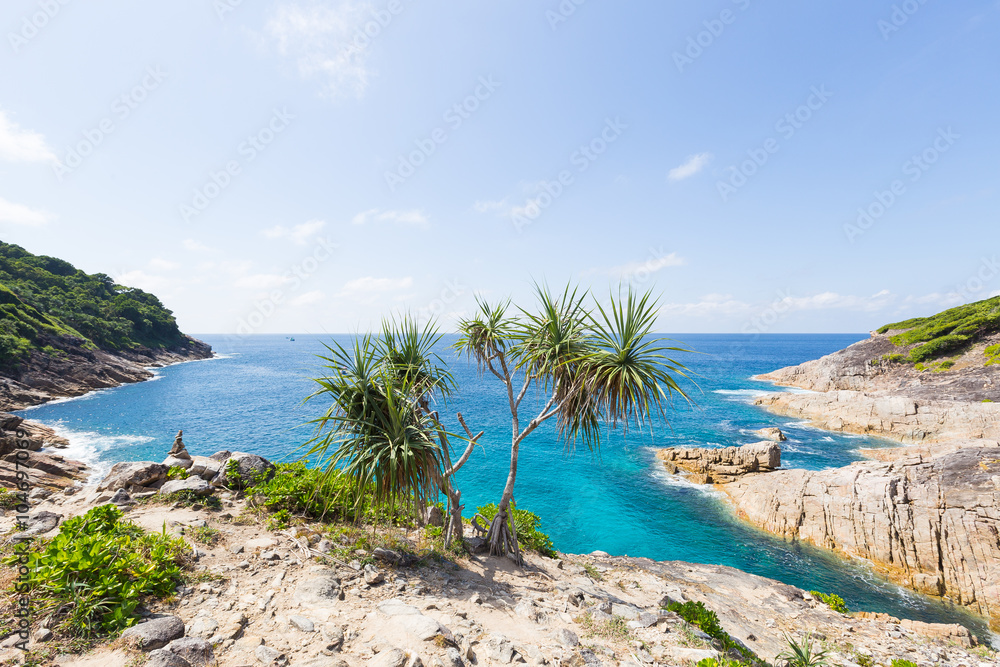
[121,615,185,650]
[293,575,343,607]
[187,455,222,480]
[484,634,514,664]
[553,628,579,647]
[634,612,658,628]
[368,649,407,667]
[32,628,53,642]
[465,536,487,553]
[364,566,385,585]
[289,615,315,632]
[146,649,192,667]
[215,451,275,489]
[297,659,350,667]
[444,648,464,667]
[164,456,194,470]
[110,489,132,505]
[321,624,345,648]
[165,637,216,667]
[97,461,168,491]
[160,477,213,496]
[0,413,24,432]
[256,644,287,665]
[372,547,403,565]
[188,616,220,639]
[12,511,61,537]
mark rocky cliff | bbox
[656,442,780,484]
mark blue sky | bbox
[1,0,998,335]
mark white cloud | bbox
[667,153,713,181]
[339,276,413,301]
[183,239,210,252]
[473,198,509,214]
[591,251,687,280]
[114,270,170,293]
[779,290,895,312]
[235,274,293,289]
[262,219,326,244]
[351,208,428,228]
[290,290,325,306]
[0,110,57,163]
[264,1,376,99]
[0,197,52,226]
[149,258,180,271]
[660,294,752,318]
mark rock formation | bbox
[657,442,780,484]
[0,414,85,492]
[722,444,1000,631]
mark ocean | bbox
[15,333,995,640]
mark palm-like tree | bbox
[456,284,690,563]
[304,317,479,544]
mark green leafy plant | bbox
[166,465,190,480]
[852,653,873,667]
[878,296,1000,363]
[266,509,291,531]
[581,562,603,580]
[0,487,21,510]
[475,503,556,557]
[2,504,186,637]
[985,343,1000,366]
[190,525,220,545]
[666,601,758,663]
[697,659,751,667]
[890,660,917,667]
[809,590,849,614]
[777,633,829,667]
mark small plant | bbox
[889,661,917,667]
[809,590,849,614]
[156,490,222,511]
[697,659,750,667]
[577,611,633,642]
[984,398,994,403]
[475,503,556,557]
[852,653,873,667]
[985,343,1000,366]
[224,458,243,488]
[190,525,221,545]
[582,562,603,580]
[167,466,190,480]
[666,601,759,663]
[1,504,186,637]
[777,633,829,667]
[0,487,21,510]
[266,509,291,531]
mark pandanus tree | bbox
[304,317,479,546]
[455,285,690,564]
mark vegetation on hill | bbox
[0,241,190,370]
[877,295,1000,365]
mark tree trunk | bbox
[487,441,522,564]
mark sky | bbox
[1,0,999,335]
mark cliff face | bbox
[722,446,1000,630]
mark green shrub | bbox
[890,661,917,667]
[986,343,1000,366]
[0,487,21,510]
[157,490,222,511]
[190,525,220,545]
[266,509,291,531]
[582,562,603,580]
[167,465,190,480]
[853,653,874,667]
[809,590,849,614]
[3,504,186,637]
[666,600,758,663]
[475,503,556,557]
[697,659,750,667]
[878,296,1000,364]
[777,633,829,667]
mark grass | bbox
[189,525,221,545]
[576,611,634,643]
[777,633,829,667]
[138,490,222,511]
[581,562,603,580]
[878,295,1000,364]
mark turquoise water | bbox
[16,334,995,640]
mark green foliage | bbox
[697,659,751,667]
[578,611,634,642]
[777,633,829,667]
[809,590,849,614]
[985,343,1000,366]
[266,509,291,531]
[0,242,190,369]
[878,296,1000,363]
[3,504,186,637]
[667,600,758,663]
[156,490,222,511]
[879,353,905,364]
[476,503,556,557]
[853,653,874,667]
[0,487,21,509]
[890,660,918,667]
[581,562,603,580]
[166,465,190,480]
[249,461,416,526]
[190,525,221,545]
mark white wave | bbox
[18,387,112,411]
[783,387,818,394]
[41,423,154,484]
[713,389,770,397]
[649,468,724,497]
[821,436,835,442]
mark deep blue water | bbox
[16,334,995,640]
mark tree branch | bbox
[445,413,483,478]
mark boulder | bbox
[146,649,192,667]
[289,615,315,632]
[12,511,61,537]
[256,645,286,665]
[213,451,275,489]
[165,637,215,667]
[657,442,780,484]
[159,477,213,496]
[209,450,232,462]
[293,575,343,607]
[0,413,23,432]
[188,615,220,639]
[97,461,168,492]
[0,451,88,492]
[121,615,185,650]
[188,455,222,480]
[754,427,786,441]
[164,455,194,470]
[368,649,407,667]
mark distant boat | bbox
[290,337,295,341]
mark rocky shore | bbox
[3,440,997,667]
[0,336,213,412]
